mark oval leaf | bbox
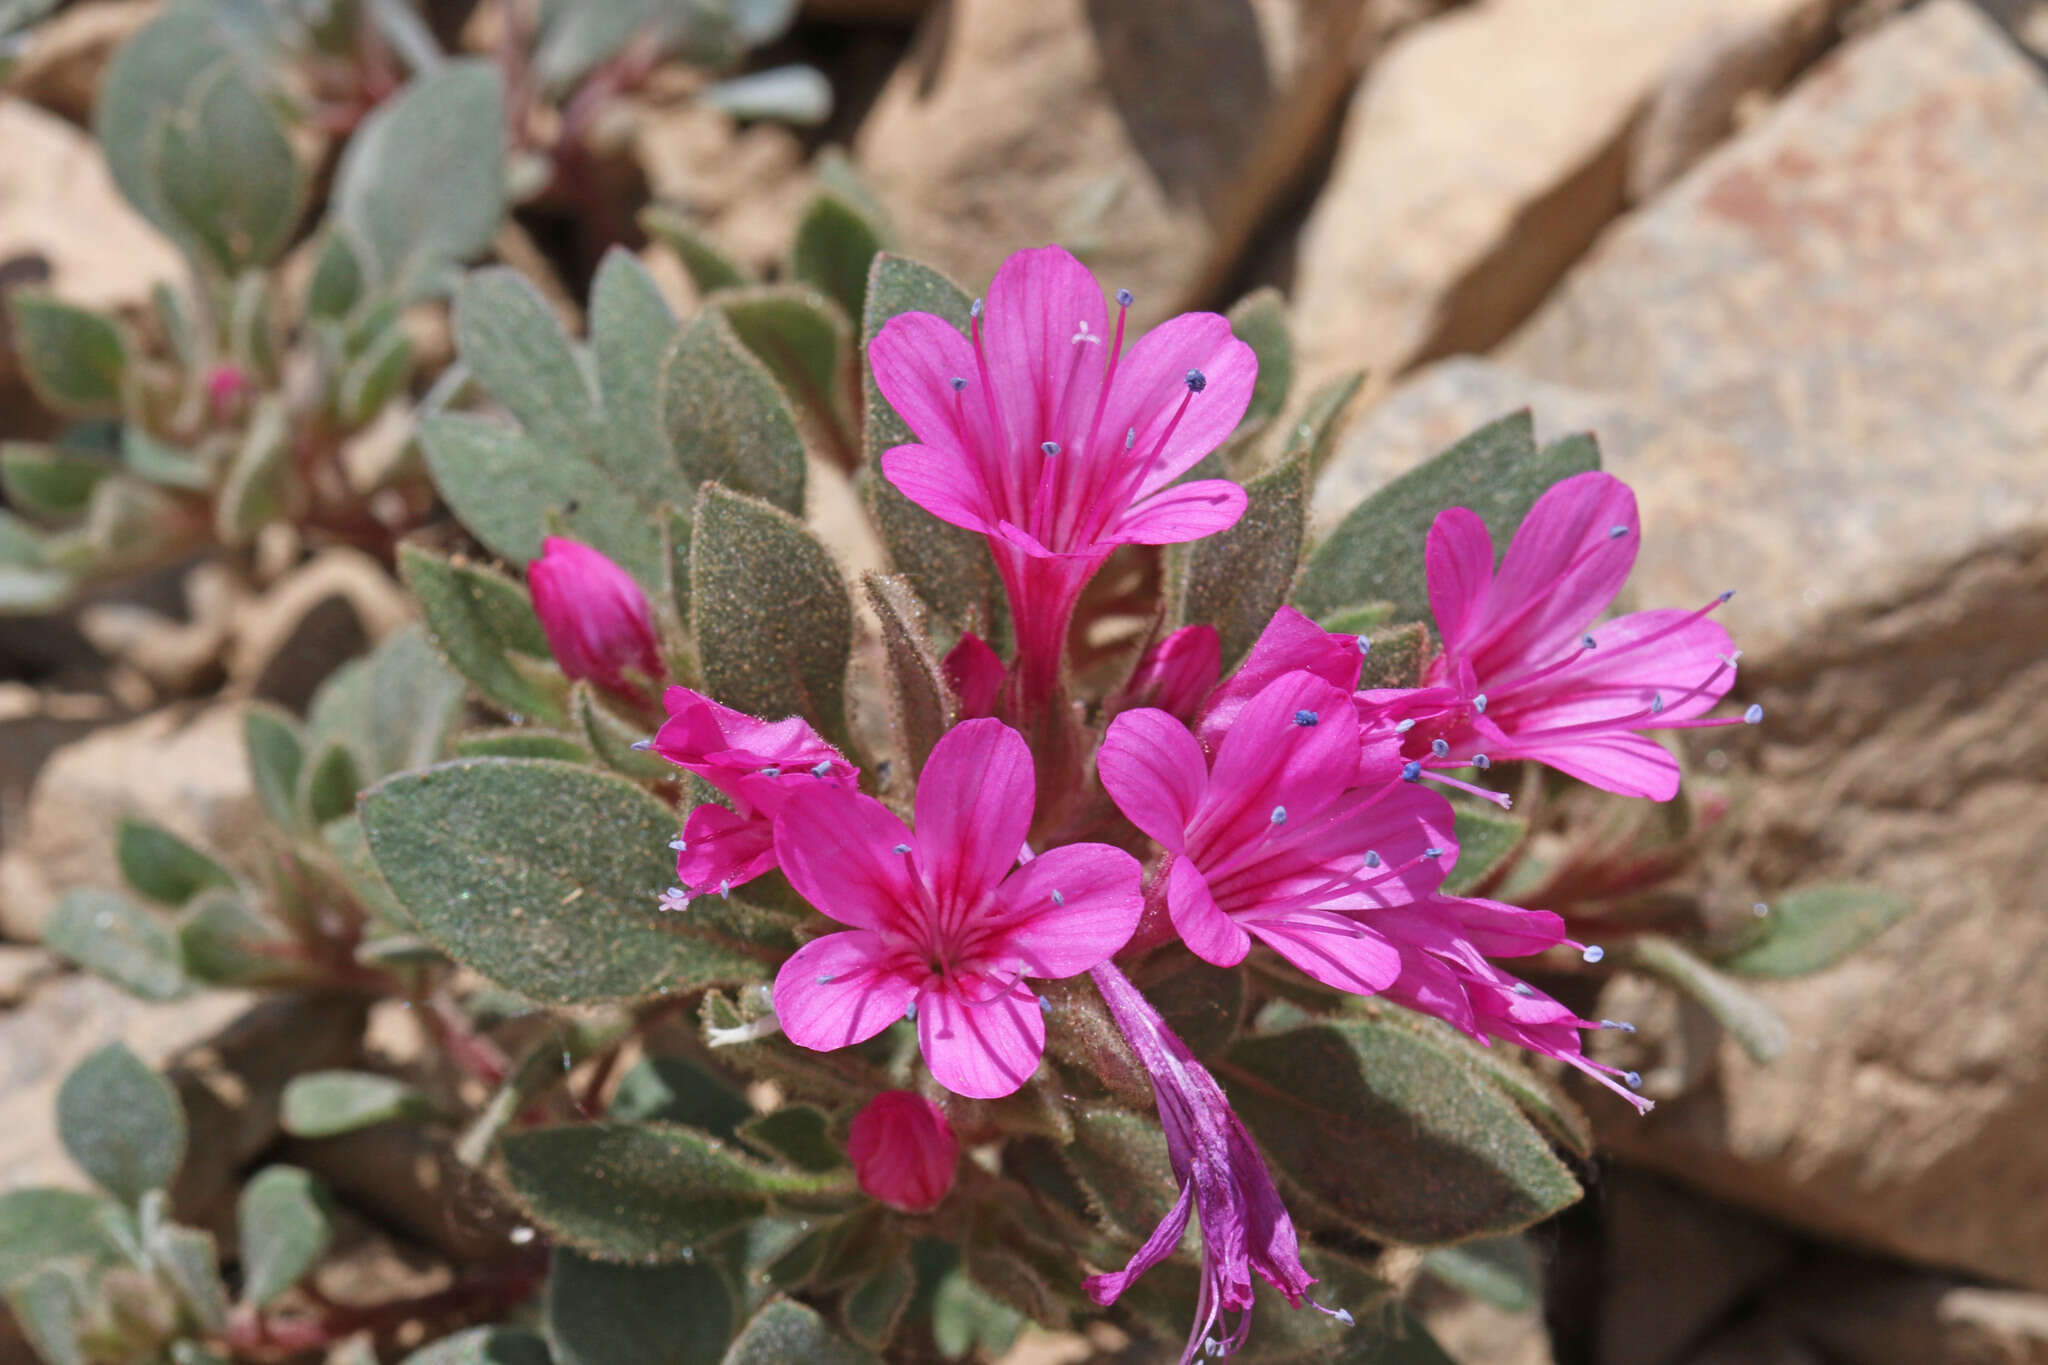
[56,1043,185,1204]
[1718,883,1913,979]
[547,1248,733,1365]
[237,1165,334,1307]
[281,1071,433,1138]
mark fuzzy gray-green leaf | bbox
[282,1071,434,1138]
[1171,449,1306,667]
[1624,934,1788,1064]
[56,1042,186,1203]
[660,310,807,517]
[590,247,681,485]
[115,819,235,906]
[548,1248,734,1365]
[146,61,303,275]
[1717,883,1914,979]
[1224,287,1291,448]
[1224,1013,1580,1245]
[499,1123,843,1264]
[361,758,759,1004]
[1297,414,1600,621]
[640,206,752,295]
[716,284,853,445]
[791,190,884,326]
[1440,806,1526,896]
[9,297,127,413]
[691,485,852,751]
[400,544,566,725]
[237,1165,333,1307]
[44,888,190,1002]
[401,1328,554,1365]
[864,572,955,778]
[723,1298,879,1365]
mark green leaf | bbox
[1170,449,1307,668]
[337,321,414,426]
[4,1266,85,1365]
[56,1042,186,1203]
[715,284,852,445]
[306,231,365,320]
[1440,806,1526,896]
[0,1189,127,1288]
[94,10,232,235]
[691,485,852,751]
[176,886,299,987]
[1284,370,1366,479]
[454,268,599,455]
[0,444,110,520]
[400,543,566,725]
[1224,287,1291,448]
[281,1071,434,1138]
[362,758,758,1004]
[574,683,672,781]
[244,703,305,829]
[115,819,235,906]
[122,427,210,491]
[1296,414,1600,620]
[214,396,293,545]
[929,1260,1023,1361]
[1223,1013,1580,1244]
[859,255,999,633]
[660,311,807,519]
[237,1165,334,1307]
[456,728,591,761]
[736,1106,844,1173]
[299,738,364,827]
[1622,934,1788,1064]
[150,1219,231,1333]
[1355,621,1430,691]
[609,1057,753,1138]
[843,1257,916,1352]
[146,61,303,274]
[1421,1236,1538,1312]
[640,206,752,296]
[1064,1105,1178,1246]
[547,1248,734,1365]
[589,247,682,493]
[864,573,954,778]
[790,190,883,328]
[1140,954,1245,1058]
[44,888,190,1002]
[401,1327,554,1365]
[333,60,507,301]
[498,1123,844,1263]
[9,296,127,413]
[721,1298,879,1365]
[311,624,467,782]
[1717,883,1914,978]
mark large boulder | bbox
[1290,0,1841,398]
[855,0,1369,322]
[1310,0,2048,1290]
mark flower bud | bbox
[527,537,664,702]
[205,364,250,422]
[846,1091,957,1213]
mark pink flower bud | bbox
[205,364,249,422]
[846,1091,958,1212]
[527,537,664,703]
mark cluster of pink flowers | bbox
[524,246,1755,1363]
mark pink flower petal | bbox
[1084,1180,1193,1306]
[1121,624,1221,721]
[993,842,1144,979]
[1425,507,1496,655]
[773,785,917,931]
[1244,910,1401,996]
[1199,673,1361,846]
[917,980,1048,1099]
[1167,857,1252,966]
[1200,608,1362,747]
[880,444,998,535]
[913,719,1035,909]
[981,245,1109,454]
[773,932,917,1052]
[867,309,984,458]
[674,803,775,893]
[1095,311,1257,497]
[1470,471,1639,671]
[1438,896,1568,958]
[1509,730,1682,801]
[1113,479,1249,545]
[943,632,1005,720]
[1098,708,1209,853]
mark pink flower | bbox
[1085,962,1346,1362]
[1193,607,1364,751]
[943,632,1005,720]
[869,245,1256,708]
[770,719,1143,1099]
[1400,471,1755,800]
[847,1091,959,1212]
[205,363,250,422]
[527,537,665,705]
[1374,897,1652,1113]
[651,687,856,901]
[1099,671,1454,994]
[1117,624,1221,722]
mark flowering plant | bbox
[14,236,1889,1365]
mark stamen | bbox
[1115,288,1134,307]
[904,1001,917,1020]
[816,973,835,984]
[970,298,984,319]
[1402,761,1422,783]
[1744,704,1764,724]
[1651,694,1665,714]
[1600,1019,1637,1033]
[1431,738,1450,758]
[1512,982,1535,996]
[1624,1070,1643,1089]
[1753,901,1770,917]
[1394,719,1416,733]
[1582,634,1599,650]
[667,837,686,851]
[1423,847,1443,859]
[1039,995,1053,1014]
[1609,524,1630,538]
[630,738,653,751]
[1293,710,1319,726]
[718,880,730,900]
[811,760,832,777]
[893,843,911,855]
[760,765,780,777]
[1052,890,1066,906]
[1718,588,1736,602]
[1125,427,1136,449]
[1357,636,1371,655]
[1363,851,1381,868]
[657,888,690,913]
[1582,944,1605,964]
[1473,693,1487,714]
[1270,806,1287,825]
[1184,368,1206,393]
[1041,440,1061,455]
[949,375,966,391]
[1473,753,1491,770]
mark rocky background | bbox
[3,0,2046,1362]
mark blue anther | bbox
[1293,710,1319,726]
[1185,369,1207,393]
[1401,761,1422,782]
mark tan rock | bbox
[0,943,55,1004]
[1772,1261,2048,1365]
[854,0,1367,323]
[225,547,413,711]
[1291,0,1838,399]
[0,702,260,942]
[1311,0,2048,1290]
[631,101,814,282]
[1,0,157,125]
[0,98,179,314]
[1416,1284,1555,1365]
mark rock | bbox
[0,702,260,942]
[854,0,1367,323]
[0,943,55,1005]
[1,1,158,125]
[1312,0,2048,1291]
[1598,1172,1792,1365]
[1290,0,1838,399]
[1680,1320,1825,1365]
[0,98,179,315]
[632,102,815,283]
[1415,1282,1555,1365]
[226,548,413,712]
[1771,1260,2048,1365]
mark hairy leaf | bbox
[282,1071,434,1138]
[660,310,807,517]
[115,819,235,907]
[1624,934,1788,1064]
[791,190,884,327]
[44,888,189,1002]
[237,1166,333,1307]
[8,297,127,413]
[547,1248,733,1365]
[400,544,565,724]
[722,1298,878,1365]
[1717,883,1914,979]
[1171,449,1307,668]
[56,1043,185,1203]
[864,573,955,778]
